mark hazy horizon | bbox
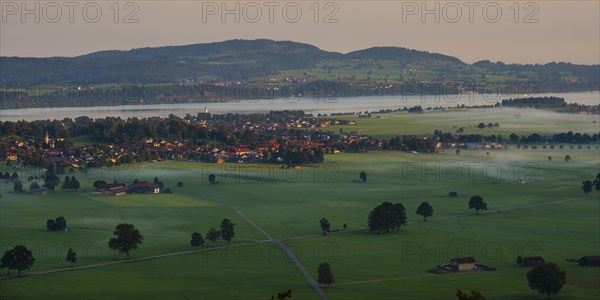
[1,1,599,65]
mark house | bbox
[97,183,126,192]
[31,188,49,195]
[522,256,545,266]
[109,186,129,196]
[578,256,600,266]
[451,257,476,271]
[128,181,160,194]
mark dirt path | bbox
[175,193,330,300]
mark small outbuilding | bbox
[578,256,600,266]
[451,257,476,271]
[522,256,545,266]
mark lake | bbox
[1,92,598,121]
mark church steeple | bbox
[44,129,49,144]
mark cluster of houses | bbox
[95,181,160,196]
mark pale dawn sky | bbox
[1,1,598,64]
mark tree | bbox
[318,262,335,287]
[319,218,331,234]
[270,289,293,300]
[564,155,571,162]
[516,255,523,264]
[220,219,235,244]
[47,219,56,231]
[1,245,35,276]
[29,182,40,191]
[108,223,144,259]
[594,173,600,191]
[527,262,566,299]
[582,180,593,196]
[416,202,434,222]
[55,216,67,231]
[190,232,205,249]
[206,227,221,243]
[359,171,367,183]
[0,250,16,275]
[46,216,67,231]
[208,174,216,185]
[13,181,23,193]
[469,196,487,215]
[66,248,77,267]
[456,289,486,300]
[368,202,407,234]
[547,156,552,161]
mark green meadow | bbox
[1,110,599,299]
[325,107,599,137]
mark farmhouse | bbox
[451,257,476,271]
[578,256,600,266]
[128,181,160,194]
[522,256,545,266]
[31,188,49,195]
[107,186,129,196]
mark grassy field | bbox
[1,111,599,299]
[324,107,599,137]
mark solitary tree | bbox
[190,232,205,249]
[206,227,221,243]
[582,180,593,196]
[220,219,235,244]
[564,155,571,162]
[456,289,486,300]
[66,248,77,267]
[527,262,566,299]
[317,262,335,287]
[368,202,407,234]
[469,196,487,215]
[359,171,367,183]
[108,223,144,259]
[319,218,331,234]
[0,245,35,276]
[416,202,434,222]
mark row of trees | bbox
[191,219,236,248]
[367,196,487,233]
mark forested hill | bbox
[1,39,465,84]
[1,39,599,109]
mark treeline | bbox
[500,97,599,114]
[501,97,567,108]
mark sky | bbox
[1,1,599,65]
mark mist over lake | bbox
[1,92,598,121]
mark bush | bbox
[176,182,183,187]
[163,188,173,194]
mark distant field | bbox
[324,107,599,137]
[86,193,215,207]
